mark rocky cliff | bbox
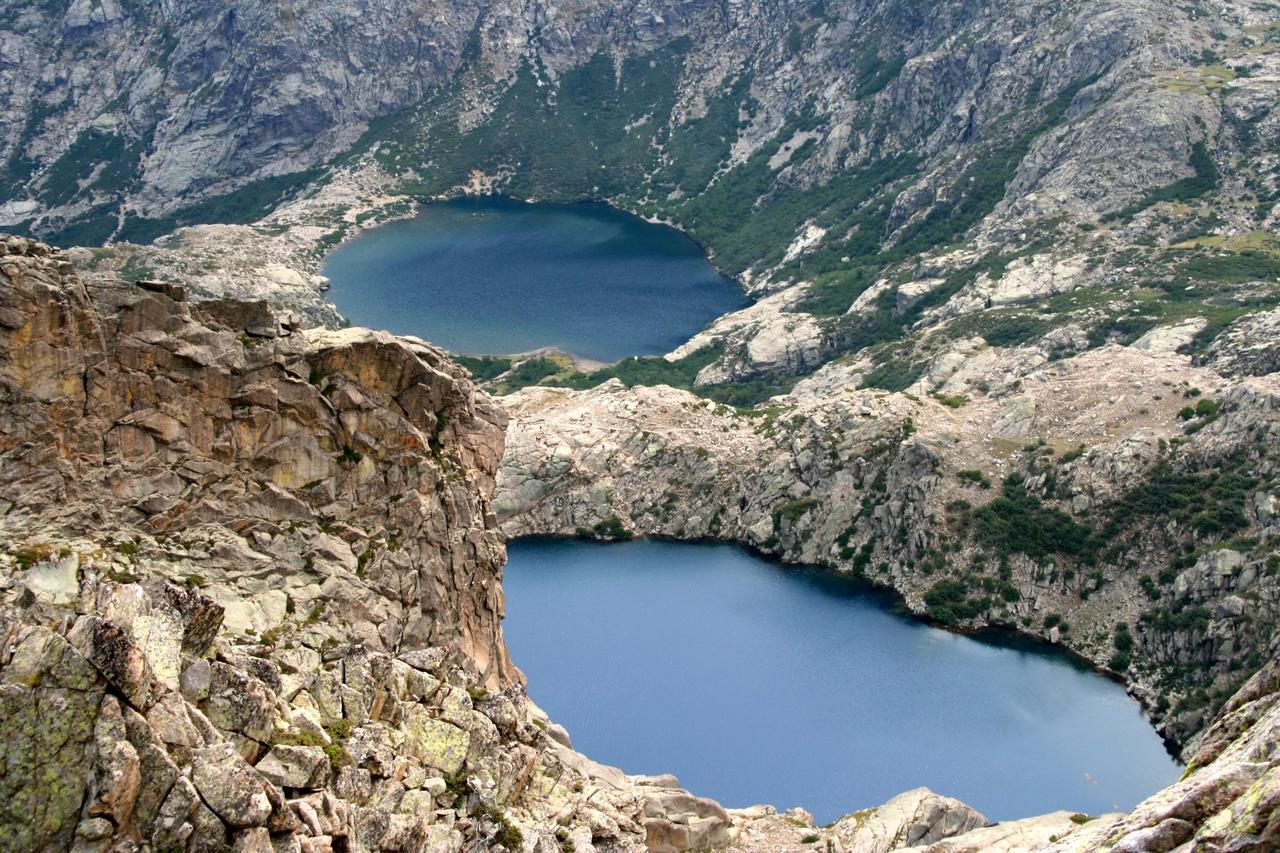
[3,0,1280,845]
[0,236,770,851]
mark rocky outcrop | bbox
[1202,309,1280,378]
[0,233,514,685]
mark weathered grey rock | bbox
[3,238,1280,852]
[191,742,277,829]
[401,705,470,774]
[256,745,331,790]
[830,787,988,852]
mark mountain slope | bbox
[1,235,1279,851]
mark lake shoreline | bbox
[322,195,750,364]
[510,531,1186,761]
[503,536,1184,823]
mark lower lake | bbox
[321,196,749,363]
[502,537,1182,824]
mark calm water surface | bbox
[322,197,749,362]
[503,538,1181,823]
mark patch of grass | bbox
[1180,251,1280,284]
[956,470,992,489]
[932,392,970,408]
[11,543,56,570]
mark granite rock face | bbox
[0,237,753,851]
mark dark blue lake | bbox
[322,197,749,362]
[502,538,1181,824]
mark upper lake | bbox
[321,197,750,363]
[502,538,1182,824]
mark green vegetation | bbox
[956,469,992,489]
[117,168,327,244]
[361,40,694,202]
[1178,397,1221,434]
[490,357,560,394]
[275,721,352,772]
[932,392,970,408]
[10,542,55,570]
[38,129,129,206]
[923,578,992,625]
[1059,445,1086,465]
[478,806,523,850]
[1105,461,1255,538]
[453,355,514,382]
[1109,623,1134,671]
[496,345,799,407]
[971,474,1095,562]
[853,49,907,99]
[774,497,820,527]
[576,516,634,541]
[978,315,1051,347]
[1179,251,1280,284]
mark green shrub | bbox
[956,470,992,489]
[971,475,1095,562]
[1059,445,1086,464]
[493,357,561,392]
[588,516,634,540]
[478,806,524,850]
[1107,462,1255,538]
[454,355,514,382]
[981,315,1049,347]
[774,498,820,527]
[933,392,970,408]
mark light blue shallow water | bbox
[502,538,1182,824]
[322,196,749,362]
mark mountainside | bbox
[4,236,1280,852]
[0,236,759,851]
[5,0,1275,399]
[3,0,1280,847]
